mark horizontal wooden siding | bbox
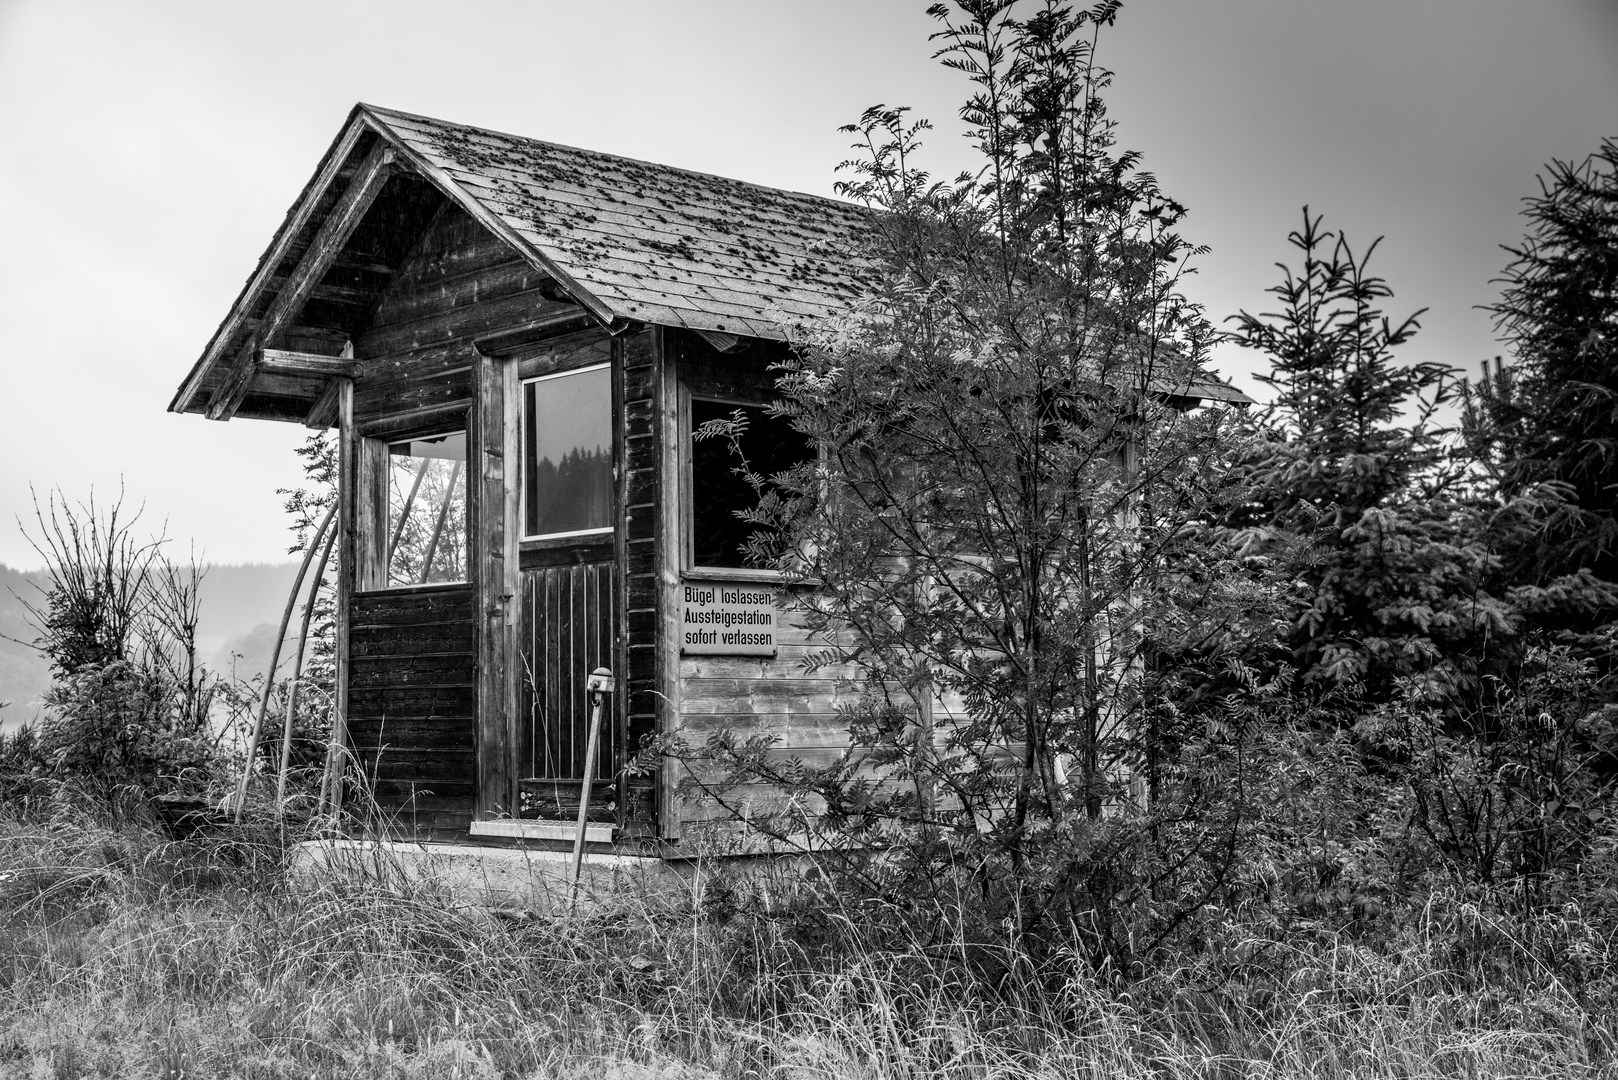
[347,584,476,839]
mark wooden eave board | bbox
[363,106,879,341]
[170,113,382,415]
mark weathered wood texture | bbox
[354,438,388,591]
[352,204,581,428]
[657,329,863,838]
[259,348,362,379]
[619,328,662,836]
[346,585,477,840]
[673,613,866,826]
[330,380,356,815]
[336,199,616,844]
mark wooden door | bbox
[518,561,618,785]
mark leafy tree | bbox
[19,488,219,801]
[670,0,1267,972]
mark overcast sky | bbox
[0,1,1613,570]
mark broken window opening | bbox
[689,397,814,571]
[386,431,468,586]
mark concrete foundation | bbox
[291,839,693,911]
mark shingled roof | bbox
[171,104,1247,418]
[370,106,874,338]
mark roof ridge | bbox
[359,103,870,218]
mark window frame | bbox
[681,386,813,580]
[519,361,615,545]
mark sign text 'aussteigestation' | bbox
[680,582,778,656]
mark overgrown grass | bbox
[1,802,1612,1079]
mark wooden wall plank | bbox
[346,577,476,824]
[659,329,877,842]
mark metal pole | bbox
[568,667,613,910]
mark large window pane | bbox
[524,365,613,539]
[690,399,812,569]
[387,432,467,586]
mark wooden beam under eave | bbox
[260,348,362,380]
[694,328,744,354]
[305,379,342,429]
[205,143,397,421]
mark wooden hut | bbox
[171,105,1246,853]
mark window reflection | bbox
[524,365,613,539]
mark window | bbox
[689,398,814,570]
[523,364,613,540]
[386,431,467,586]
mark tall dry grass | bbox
[0,802,1612,1079]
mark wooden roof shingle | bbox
[367,105,876,339]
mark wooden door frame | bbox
[471,348,522,821]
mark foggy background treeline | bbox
[0,560,298,731]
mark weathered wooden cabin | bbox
[172,105,1246,854]
[170,104,881,850]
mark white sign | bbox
[681,581,779,656]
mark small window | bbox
[524,364,613,540]
[387,432,467,586]
[689,398,813,570]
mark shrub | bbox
[38,660,214,802]
[17,487,224,805]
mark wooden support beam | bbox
[694,328,744,353]
[301,342,354,430]
[260,348,362,380]
[206,142,396,421]
[473,351,521,821]
[325,379,356,816]
[305,378,342,429]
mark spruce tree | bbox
[1466,141,1618,650]
[1225,211,1517,703]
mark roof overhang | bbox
[169,105,618,422]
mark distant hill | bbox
[193,561,304,658]
[0,559,302,733]
[0,564,50,731]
